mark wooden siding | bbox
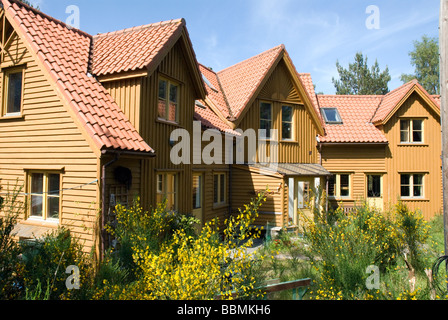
[231,165,284,226]
[0,30,99,249]
[102,78,141,131]
[321,145,386,208]
[138,40,197,214]
[383,92,442,219]
[237,59,319,164]
[321,92,442,220]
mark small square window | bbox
[400,119,423,143]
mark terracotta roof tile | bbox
[92,19,184,76]
[194,101,239,136]
[298,72,325,129]
[199,64,232,119]
[371,79,440,124]
[217,45,284,119]
[371,80,416,124]
[4,0,153,154]
[317,95,387,143]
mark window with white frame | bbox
[328,173,351,198]
[400,119,423,143]
[400,174,424,198]
[28,171,61,221]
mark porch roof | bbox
[251,163,331,177]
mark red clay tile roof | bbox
[371,79,440,124]
[317,95,387,143]
[194,101,239,136]
[315,80,441,144]
[92,19,184,77]
[298,72,325,130]
[217,45,284,119]
[4,0,153,154]
[199,63,232,120]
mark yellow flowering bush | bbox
[98,192,267,300]
[301,201,433,300]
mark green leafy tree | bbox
[401,35,439,95]
[332,52,391,95]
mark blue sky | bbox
[30,0,440,94]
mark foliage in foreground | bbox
[96,193,267,300]
[298,200,446,300]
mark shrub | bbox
[0,183,24,300]
[20,228,89,300]
[97,192,267,300]
[301,200,439,300]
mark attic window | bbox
[322,108,342,124]
[195,100,206,109]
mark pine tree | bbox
[332,52,391,95]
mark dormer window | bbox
[322,108,342,124]
[400,119,423,143]
[158,77,179,123]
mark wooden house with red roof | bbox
[199,45,331,228]
[0,0,208,253]
[317,79,442,219]
[0,0,442,257]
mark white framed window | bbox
[400,174,424,199]
[328,173,351,198]
[321,108,342,124]
[28,171,61,222]
[367,174,382,198]
[400,119,423,143]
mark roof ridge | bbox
[3,0,92,39]
[384,79,416,96]
[317,94,384,98]
[93,18,185,39]
[217,44,284,75]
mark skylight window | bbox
[202,74,218,92]
[322,108,342,124]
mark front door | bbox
[192,173,204,226]
[296,177,314,224]
[366,174,383,210]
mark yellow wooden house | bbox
[318,80,442,220]
[0,0,442,257]
[199,45,331,228]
